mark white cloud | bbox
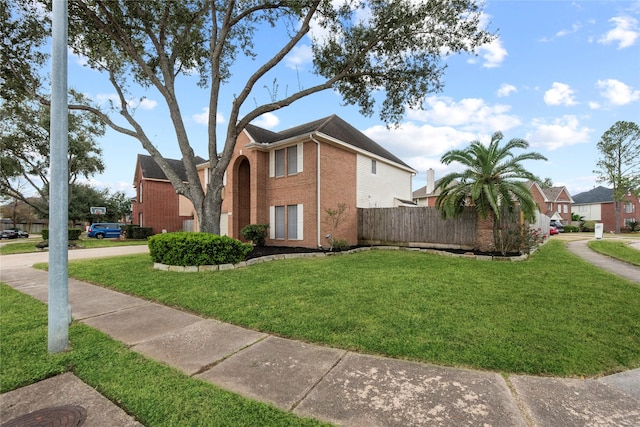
[192,108,225,125]
[408,96,521,133]
[596,79,640,106]
[497,83,517,98]
[544,82,578,106]
[598,16,639,49]
[285,44,313,70]
[363,122,483,176]
[252,112,280,129]
[95,93,158,110]
[473,38,508,68]
[131,98,157,110]
[556,23,582,37]
[588,101,601,110]
[526,115,593,150]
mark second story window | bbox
[288,145,298,175]
[371,159,377,174]
[625,202,635,214]
[271,143,303,177]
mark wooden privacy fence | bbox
[358,207,478,249]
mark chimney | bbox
[426,168,435,195]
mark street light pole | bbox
[48,0,69,353]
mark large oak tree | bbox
[594,120,640,234]
[3,0,494,233]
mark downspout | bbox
[310,133,322,247]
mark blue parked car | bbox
[87,223,124,239]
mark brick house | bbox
[197,115,416,248]
[412,168,459,207]
[572,186,640,232]
[527,182,573,225]
[131,154,205,234]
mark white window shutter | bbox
[269,206,275,239]
[297,204,304,240]
[297,143,304,173]
[269,151,275,177]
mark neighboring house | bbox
[527,182,573,224]
[412,168,456,207]
[572,186,640,232]
[197,114,416,248]
[131,154,205,234]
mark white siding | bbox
[574,203,602,221]
[356,154,413,208]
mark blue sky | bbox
[66,0,640,199]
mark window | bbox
[624,202,635,214]
[287,145,298,175]
[563,204,568,213]
[271,144,303,177]
[371,159,377,174]
[270,204,303,240]
[274,149,285,177]
[138,182,143,203]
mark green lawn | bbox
[588,239,640,267]
[55,240,640,377]
[0,237,148,255]
[0,284,329,426]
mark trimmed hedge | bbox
[123,225,153,239]
[240,224,269,246]
[41,228,83,241]
[148,232,253,266]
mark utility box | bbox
[595,223,604,239]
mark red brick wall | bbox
[599,194,640,232]
[530,185,547,215]
[132,178,191,234]
[319,143,358,246]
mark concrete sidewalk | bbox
[1,246,639,426]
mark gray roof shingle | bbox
[572,186,614,204]
[137,154,206,182]
[245,115,413,170]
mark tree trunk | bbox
[476,211,495,253]
[614,201,621,234]
[195,179,224,234]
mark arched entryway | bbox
[234,156,251,239]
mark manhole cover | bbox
[1,405,87,427]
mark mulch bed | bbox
[246,245,326,260]
[245,245,520,260]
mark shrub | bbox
[148,232,252,266]
[582,220,596,232]
[563,225,579,233]
[240,224,269,246]
[41,228,82,241]
[495,224,546,255]
[332,239,351,251]
[123,225,153,239]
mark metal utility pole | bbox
[48,0,69,353]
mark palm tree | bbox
[435,132,547,251]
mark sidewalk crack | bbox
[290,350,349,411]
